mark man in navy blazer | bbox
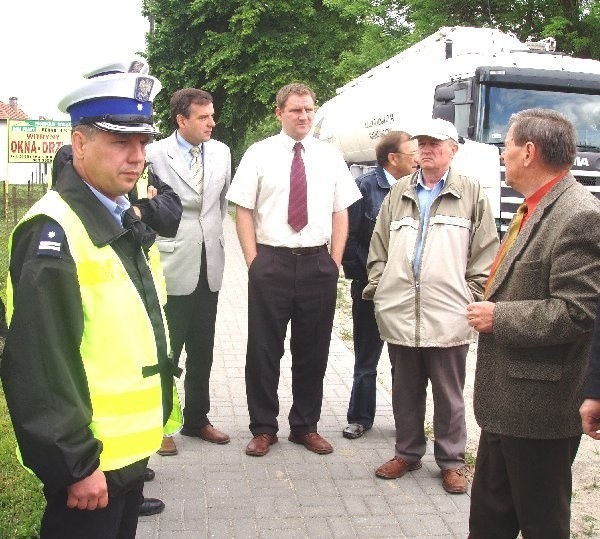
[146,88,232,455]
[341,130,417,440]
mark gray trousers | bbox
[388,343,468,469]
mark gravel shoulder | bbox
[333,277,600,538]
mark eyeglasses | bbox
[394,151,418,157]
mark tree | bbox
[326,0,413,80]
[403,0,600,59]
[142,0,598,160]
[143,0,361,160]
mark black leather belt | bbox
[259,244,327,255]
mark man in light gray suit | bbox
[146,88,231,455]
[466,108,600,538]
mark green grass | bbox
[581,515,598,537]
[338,327,353,342]
[571,515,599,538]
[336,276,351,311]
[0,387,44,539]
[226,201,236,220]
[0,182,46,539]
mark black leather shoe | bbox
[142,467,155,482]
[139,497,165,516]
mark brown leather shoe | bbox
[157,436,178,456]
[442,467,467,494]
[246,433,278,456]
[375,456,422,479]
[181,424,230,444]
[288,432,333,454]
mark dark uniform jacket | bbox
[0,163,173,496]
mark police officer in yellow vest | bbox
[0,66,181,538]
[50,146,181,518]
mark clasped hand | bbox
[66,468,108,510]
[466,301,495,333]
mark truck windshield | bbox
[478,86,600,149]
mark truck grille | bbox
[499,173,600,233]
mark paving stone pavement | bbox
[137,215,470,539]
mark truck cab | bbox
[435,65,600,231]
[313,26,600,234]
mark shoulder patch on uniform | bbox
[37,222,65,258]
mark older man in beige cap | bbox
[363,118,498,494]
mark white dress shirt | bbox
[226,132,360,247]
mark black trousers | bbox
[164,246,219,429]
[40,482,143,539]
[245,244,338,436]
[469,430,581,539]
[346,279,384,428]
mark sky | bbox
[1,0,150,120]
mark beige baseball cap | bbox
[411,118,459,143]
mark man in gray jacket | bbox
[364,118,498,494]
[146,88,232,455]
[467,109,600,538]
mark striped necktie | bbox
[190,146,204,193]
[288,142,308,232]
[484,202,528,298]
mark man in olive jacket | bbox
[467,109,600,538]
[364,118,499,494]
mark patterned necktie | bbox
[288,142,308,232]
[484,202,528,298]
[190,146,204,193]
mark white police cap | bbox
[84,56,150,78]
[58,67,161,135]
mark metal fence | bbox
[0,181,47,293]
[2,181,47,224]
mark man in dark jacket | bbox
[51,58,183,518]
[341,131,417,439]
[580,300,600,440]
[0,64,181,538]
[467,108,600,538]
[51,143,182,518]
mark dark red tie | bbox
[288,142,308,232]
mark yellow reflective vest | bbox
[7,191,181,472]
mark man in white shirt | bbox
[227,83,361,457]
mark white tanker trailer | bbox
[313,26,600,232]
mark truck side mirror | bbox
[434,87,455,103]
[433,104,455,123]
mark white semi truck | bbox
[313,26,600,232]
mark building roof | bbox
[0,100,30,120]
